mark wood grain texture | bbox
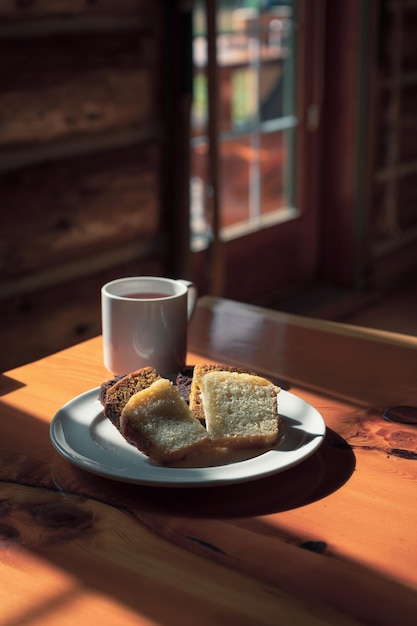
[0,144,159,281]
[0,471,357,626]
[1,482,347,626]
[0,29,157,148]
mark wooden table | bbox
[1,296,417,626]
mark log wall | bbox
[370,0,417,286]
[0,1,178,371]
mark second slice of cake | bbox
[199,370,280,448]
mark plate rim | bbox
[50,386,326,488]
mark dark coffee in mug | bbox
[123,292,168,299]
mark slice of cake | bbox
[102,366,161,430]
[199,370,280,448]
[99,374,124,405]
[120,378,211,464]
[189,363,253,422]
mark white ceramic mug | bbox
[101,276,197,375]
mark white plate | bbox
[50,387,326,487]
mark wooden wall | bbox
[321,0,417,293]
[370,0,417,287]
[0,1,189,371]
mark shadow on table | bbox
[71,427,355,519]
[0,392,353,520]
[0,374,26,395]
[137,428,355,518]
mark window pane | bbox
[190,0,297,249]
[260,130,285,216]
[219,135,251,230]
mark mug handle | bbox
[176,280,197,321]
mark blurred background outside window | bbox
[190,0,297,252]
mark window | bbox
[190,0,297,252]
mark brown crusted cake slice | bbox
[102,366,161,430]
[120,378,210,464]
[199,370,280,448]
[189,363,254,422]
[99,374,124,405]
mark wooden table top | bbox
[1,295,417,626]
